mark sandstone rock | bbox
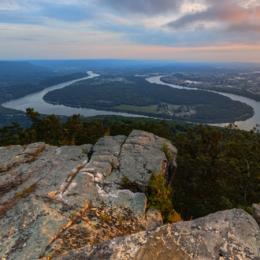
[102,190,147,217]
[93,135,126,157]
[145,208,163,230]
[0,142,46,173]
[106,130,177,189]
[252,203,260,225]
[60,131,176,217]
[0,131,177,259]
[65,209,260,260]
[0,143,90,259]
[0,195,69,260]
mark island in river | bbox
[43,74,253,124]
[1,60,259,130]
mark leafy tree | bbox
[0,123,23,145]
[0,111,259,220]
[173,125,260,219]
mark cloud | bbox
[164,0,260,45]
[167,1,260,33]
[0,0,259,61]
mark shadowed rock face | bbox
[253,203,260,226]
[0,130,177,259]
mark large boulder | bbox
[62,209,260,260]
[61,130,177,216]
[106,130,177,189]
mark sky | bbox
[0,0,260,62]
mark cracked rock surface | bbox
[0,130,176,259]
[1,130,259,260]
[62,209,260,260]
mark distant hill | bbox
[0,61,53,87]
[0,61,86,126]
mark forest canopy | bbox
[0,109,259,219]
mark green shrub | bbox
[147,173,175,222]
[162,143,174,161]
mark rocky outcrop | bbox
[0,130,177,259]
[62,209,260,260]
[0,130,259,260]
[145,208,163,230]
[105,130,177,189]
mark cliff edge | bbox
[0,130,259,259]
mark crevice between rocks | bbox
[114,135,128,173]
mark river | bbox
[2,72,260,131]
[147,76,260,131]
[2,71,143,118]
